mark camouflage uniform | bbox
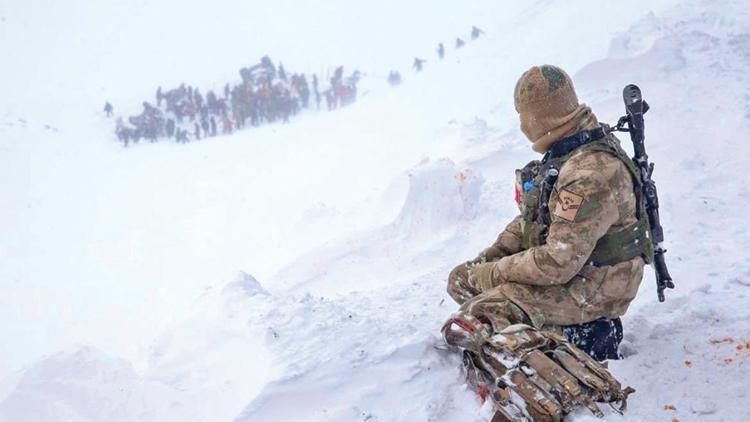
[447,65,649,331]
[442,64,646,421]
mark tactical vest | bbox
[515,127,654,267]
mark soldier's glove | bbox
[471,245,511,266]
[468,262,502,292]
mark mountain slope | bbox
[3,0,750,421]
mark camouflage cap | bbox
[513,65,594,152]
[513,65,578,114]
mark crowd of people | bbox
[390,25,485,86]
[106,56,361,147]
[105,26,485,145]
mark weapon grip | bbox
[653,252,674,302]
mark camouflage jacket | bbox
[478,135,647,326]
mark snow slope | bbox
[3,0,750,421]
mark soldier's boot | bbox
[442,314,634,421]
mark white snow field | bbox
[2,0,750,420]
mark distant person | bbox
[325,89,335,111]
[299,74,310,108]
[201,116,209,136]
[103,102,113,117]
[471,25,485,40]
[387,71,402,86]
[176,128,189,143]
[437,43,445,60]
[194,89,203,109]
[455,37,465,49]
[210,116,218,137]
[223,117,233,135]
[413,57,426,72]
[165,118,176,138]
[312,74,321,110]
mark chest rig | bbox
[515,126,654,267]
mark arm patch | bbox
[554,188,584,222]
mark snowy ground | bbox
[2,0,750,421]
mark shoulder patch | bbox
[554,188,584,222]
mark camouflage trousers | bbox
[447,262,533,332]
[446,262,596,330]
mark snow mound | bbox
[394,158,483,238]
[0,347,182,422]
[221,271,270,298]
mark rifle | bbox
[610,84,675,302]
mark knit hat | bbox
[514,65,598,153]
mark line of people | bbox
[388,25,485,86]
[106,56,361,147]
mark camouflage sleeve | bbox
[476,215,524,263]
[494,152,625,285]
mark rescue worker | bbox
[442,65,648,420]
[210,116,218,137]
[388,71,402,86]
[165,118,176,139]
[413,57,426,72]
[470,25,484,40]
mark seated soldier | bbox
[442,65,651,420]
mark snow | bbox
[2,0,750,421]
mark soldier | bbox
[437,43,445,59]
[455,37,465,49]
[442,65,648,420]
[103,102,113,117]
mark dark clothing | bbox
[413,58,425,72]
[210,117,217,137]
[166,119,175,138]
[562,318,623,361]
[471,26,484,40]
